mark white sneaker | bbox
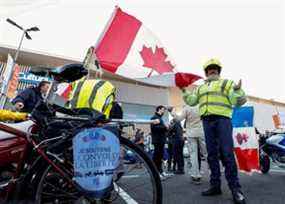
[160,174,167,180]
[161,172,173,177]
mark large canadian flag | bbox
[233,127,260,173]
[57,7,201,99]
[94,7,201,87]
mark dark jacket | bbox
[168,121,184,143]
[150,113,167,144]
[109,102,123,119]
[12,87,43,113]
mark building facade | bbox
[169,87,285,133]
[0,45,169,124]
[1,45,284,133]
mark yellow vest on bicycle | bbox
[68,79,116,118]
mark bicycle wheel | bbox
[33,136,162,204]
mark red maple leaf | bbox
[235,133,249,145]
[140,46,174,77]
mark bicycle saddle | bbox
[30,63,88,83]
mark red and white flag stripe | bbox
[56,83,72,99]
[233,127,260,173]
[95,7,201,87]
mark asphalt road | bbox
[162,162,285,204]
[2,161,285,204]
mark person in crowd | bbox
[169,105,206,183]
[168,119,185,174]
[109,101,123,119]
[134,128,145,150]
[144,132,153,154]
[12,81,50,113]
[167,124,175,172]
[181,58,247,204]
[150,105,169,176]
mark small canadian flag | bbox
[233,127,260,173]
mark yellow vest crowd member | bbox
[182,58,246,204]
[68,78,116,118]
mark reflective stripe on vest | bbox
[224,80,234,95]
[70,80,115,117]
[90,81,115,115]
[101,93,115,117]
[70,81,84,109]
[88,81,106,107]
[199,102,232,110]
[198,91,228,101]
[76,80,102,108]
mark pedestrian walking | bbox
[169,106,206,183]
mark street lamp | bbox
[0,19,40,109]
[6,18,40,62]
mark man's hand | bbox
[234,79,242,90]
[15,102,24,111]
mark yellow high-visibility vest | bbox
[69,79,115,118]
[197,79,234,118]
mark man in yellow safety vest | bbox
[181,58,246,204]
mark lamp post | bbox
[0,19,40,109]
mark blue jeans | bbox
[202,115,241,190]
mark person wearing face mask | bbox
[181,59,247,204]
[150,105,169,176]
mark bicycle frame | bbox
[0,69,156,201]
[0,114,155,201]
[0,121,74,199]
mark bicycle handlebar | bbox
[50,115,155,125]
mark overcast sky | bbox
[0,0,284,102]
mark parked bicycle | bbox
[0,63,162,204]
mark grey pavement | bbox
[162,162,285,204]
